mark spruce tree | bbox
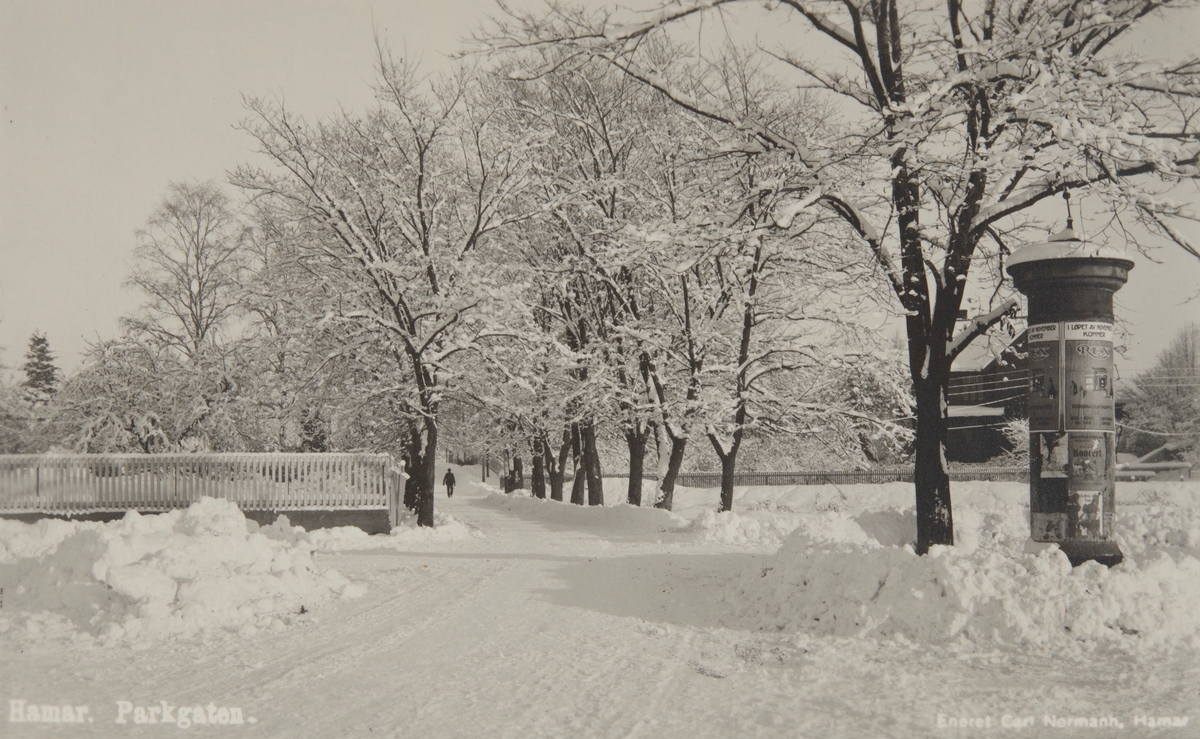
[21,331,61,397]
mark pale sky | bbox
[2,0,1198,380]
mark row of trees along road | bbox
[11,1,1199,546]
[478,46,905,512]
[230,47,907,525]
[8,47,911,527]
[483,0,1200,552]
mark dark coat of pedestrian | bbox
[443,469,456,497]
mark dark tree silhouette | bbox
[21,331,60,399]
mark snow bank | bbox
[0,516,88,561]
[672,482,1011,550]
[295,511,482,552]
[728,483,1200,651]
[0,498,364,645]
[686,509,803,548]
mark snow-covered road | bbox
[3,473,1198,738]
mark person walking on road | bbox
[443,468,456,498]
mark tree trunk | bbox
[502,449,512,493]
[708,431,742,513]
[625,425,648,506]
[655,433,687,511]
[570,469,586,505]
[718,450,736,513]
[548,429,569,502]
[709,247,755,514]
[913,372,953,553]
[531,440,546,499]
[569,423,586,505]
[415,418,438,528]
[403,474,419,512]
[582,419,604,506]
[402,427,422,511]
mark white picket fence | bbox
[0,453,405,517]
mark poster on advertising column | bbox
[1064,321,1114,431]
[1067,431,1113,539]
[1026,323,1062,432]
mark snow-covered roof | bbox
[1007,227,1132,269]
[950,341,996,372]
[947,405,1007,418]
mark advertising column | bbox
[1008,237,1131,566]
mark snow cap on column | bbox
[1007,227,1130,269]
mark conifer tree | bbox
[21,331,60,398]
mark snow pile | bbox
[1120,506,1200,557]
[0,498,363,644]
[0,517,84,561]
[727,491,1200,650]
[687,509,802,548]
[669,482,929,549]
[297,511,481,552]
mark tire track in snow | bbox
[618,628,698,739]
[229,498,579,737]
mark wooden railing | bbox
[0,453,405,516]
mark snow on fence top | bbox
[673,467,1029,488]
[0,453,404,513]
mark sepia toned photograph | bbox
[2,1,1199,736]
